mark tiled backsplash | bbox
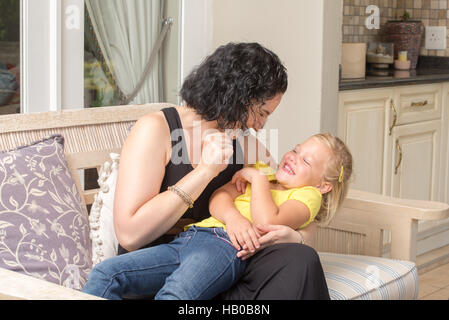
[343,0,449,56]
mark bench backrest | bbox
[0,103,171,210]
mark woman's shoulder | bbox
[136,109,167,127]
[125,110,172,162]
[131,110,171,139]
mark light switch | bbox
[425,26,447,50]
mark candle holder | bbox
[366,42,394,69]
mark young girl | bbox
[202,132,353,258]
[83,133,352,300]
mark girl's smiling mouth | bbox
[282,162,295,175]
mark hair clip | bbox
[338,165,344,183]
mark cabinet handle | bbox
[395,139,403,175]
[389,100,397,136]
[411,100,428,107]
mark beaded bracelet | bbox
[168,185,194,209]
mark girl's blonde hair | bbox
[312,133,353,226]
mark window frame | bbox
[20,0,209,112]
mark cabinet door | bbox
[394,84,442,126]
[387,120,441,201]
[338,89,393,194]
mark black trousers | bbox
[220,243,330,300]
[120,241,330,300]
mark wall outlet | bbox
[425,26,447,50]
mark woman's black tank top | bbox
[118,107,243,254]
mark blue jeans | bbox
[82,226,246,300]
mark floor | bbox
[418,261,449,300]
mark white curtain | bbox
[85,0,163,104]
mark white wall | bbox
[321,0,344,136]
[21,0,52,113]
[208,0,343,161]
[61,0,84,110]
[22,0,83,112]
[180,0,213,83]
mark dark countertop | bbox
[339,56,449,91]
[339,68,449,91]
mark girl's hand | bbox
[231,167,261,193]
[236,223,318,261]
[225,214,261,253]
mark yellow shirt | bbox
[188,162,322,231]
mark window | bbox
[0,0,20,115]
[82,0,181,192]
[83,0,180,108]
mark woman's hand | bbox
[225,213,261,253]
[198,132,234,178]
[236,222,318,261]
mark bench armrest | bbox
[345,189,449,221]
[0,267,103,300]
[329,189,449,262]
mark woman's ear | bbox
[318,181,333,195]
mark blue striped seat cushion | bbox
[319,252,418,300]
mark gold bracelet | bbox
[168,185,194,209]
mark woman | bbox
[83,42,330,300]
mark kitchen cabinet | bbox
[387,120,441,201]
[338,88,393,195]
[339,83,444,201]
[338,83,449,255]
[387,84,443,202]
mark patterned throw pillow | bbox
[0,135,92,290]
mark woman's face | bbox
[245,93,283,132]
[275,137,332,194]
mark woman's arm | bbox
[114,114,232,252]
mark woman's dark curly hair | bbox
[180,42,288,130]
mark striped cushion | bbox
[319,252,418,300]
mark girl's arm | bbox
[233,168,311,230]
[209,182,242,224]
[209,182,260,252]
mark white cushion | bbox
[319,252,418,300]
[89,153,120,266]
